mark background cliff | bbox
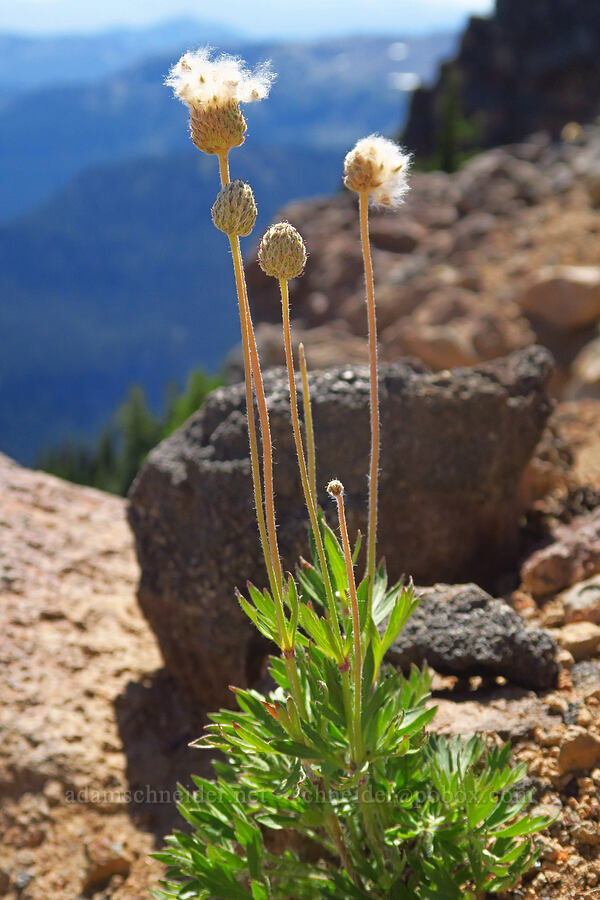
[403,0,600,162]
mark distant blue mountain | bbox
[0,32,456,221]
[0,18,244,95]
[0,145,340,462]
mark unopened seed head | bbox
[343,134,411,207]
[258,222,307,280]
[326,479,344,498]
[190,100,247,155]
[212,180,257,236]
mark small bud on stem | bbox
[258,222,307,280]
[212,180,257,236]
[326,479,344,498]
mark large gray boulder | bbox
[128,346,552,707]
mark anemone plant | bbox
[156,45,551,900]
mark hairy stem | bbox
[279,278,342,648]
[228,235,284,611]
[283,649,307,720]
[299,342,317,503]
[359,778,387,872]
[359,189,379,618]
[217,152,230,185]
[334,490,363,764]
[215,155,314,724]
[340,667,357,763]
[215,152,279,605]
[218,152,284,603]
[239,261,285,597]
[328,809,363,890]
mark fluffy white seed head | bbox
[258,223,307,281]
[166,48,275,155]
[166,47,275,108]
[343,135,411,207]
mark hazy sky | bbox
[0,0,494,38]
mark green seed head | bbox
[211,180,257,236]
[190,99,247,155]
[258,222,307,280]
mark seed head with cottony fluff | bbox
[258,222,307,280]
[166,47,275,155]
[343,134,411,207]
[211,180,257,236]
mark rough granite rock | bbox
[386,583,559,691]
[128,346,553,706]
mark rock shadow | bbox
[430,678,554,743]
[114,668,214,841]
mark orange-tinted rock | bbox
[381,289,533,371]
[563,576,600,625]
[242,131,600,391]
[520,266,600,331]
[521,508,600,599]
[558,727,600,775]
[555,622,600,661]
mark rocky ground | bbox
[1,396,600,897]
